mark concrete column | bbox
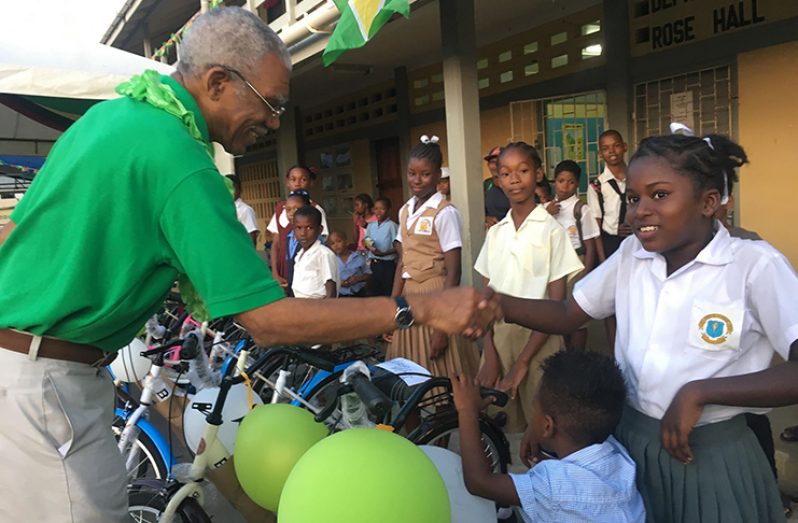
[394,66,411,201]
[603,0,632,143]
[276,105,300,198]
[439,0,484,286]
[213,143,236,175]
[143,38,152,58]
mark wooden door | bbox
[374,137,404,222]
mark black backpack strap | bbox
[606,178,627,225]
[590,179,604,218]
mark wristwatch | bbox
[393,296,415,329]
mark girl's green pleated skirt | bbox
[616,406,783,523]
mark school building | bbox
[104,0,798,278]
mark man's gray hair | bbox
[177,7,292,77]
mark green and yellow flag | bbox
[323,0,410,66]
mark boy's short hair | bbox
[554,160,581,181]
[293,205,322,227]
[599,129,625,143]
[374,196,392,209]
[538,350,626,445]
[329,230,347,241]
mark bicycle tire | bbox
[410,411,511,474]
[113,415,169,481]
[128,485,211,523]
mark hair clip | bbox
[289,189,309,196]
[419,135,440,145]
[669,122,695,137]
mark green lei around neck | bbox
[116,69,220,322]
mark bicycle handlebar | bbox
[349,373,392,419]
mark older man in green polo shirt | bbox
[0,8,499,522]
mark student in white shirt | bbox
[291,206,338,299]
[226,175,259,247]
[494,132,798,523]
[474,142,583,434]
[546,160,600,350]
[267,165,329,286]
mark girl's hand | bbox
[660,381,704,464]
[476,357,501,389]
[497,363,528,400]
[276,276,288,288]
[546,201,560,216]
[341,277,351,288]
[429,330,449,360]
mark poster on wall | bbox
[670,92,695,131]
[562,123,585,161]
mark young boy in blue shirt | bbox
[452,349,645,523]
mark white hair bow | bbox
[669,122,728,204]
[419,134,439,144]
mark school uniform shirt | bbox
[365,219,399,261]
[396,191,463,279]
[474,205,583,299]
[234,198,259,235]
[291,239,339,299]
[552,195,601,252]
[573,224,798,425]
[266,203,329,239]
[337,252,371,296]
[510,436,645,523]
[587,166,625,236]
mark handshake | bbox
[405,287,502,339]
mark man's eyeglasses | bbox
[223,66,286,120]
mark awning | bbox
[0,37,174,130]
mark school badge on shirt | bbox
[698,313,733,345]
[690,300,743,352]
[414,217,434,236]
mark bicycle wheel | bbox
[128,484,211,523]
[112,415,169,481]
[411,411,510,473]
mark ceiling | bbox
[102,0,600,106]
[289,0,600,106]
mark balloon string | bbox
[241,371,254,410]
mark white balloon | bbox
[419,446,497,523]
[183,383,263,468]
[109,338,152,383]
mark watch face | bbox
[396,308,414,328]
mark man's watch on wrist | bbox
[393,296,415,329]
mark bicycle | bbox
[311,363,512,473]
[126,343,366,522]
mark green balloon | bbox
[233,403,328,512]
[279,428,450,522]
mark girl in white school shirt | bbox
[494,132,798,523]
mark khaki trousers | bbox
[486,321,562,434]
[0,347,129,522]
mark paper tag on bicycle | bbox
[151,376,173,402]
[377,358,431,386]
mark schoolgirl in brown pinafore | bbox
[387,136,479,378]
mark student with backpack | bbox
[546,160,600,350]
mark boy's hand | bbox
[451,374,489,418]
[520,423,548,468]
[276,275,288,288]
[497,363,528,399]
[546,201,560,215]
